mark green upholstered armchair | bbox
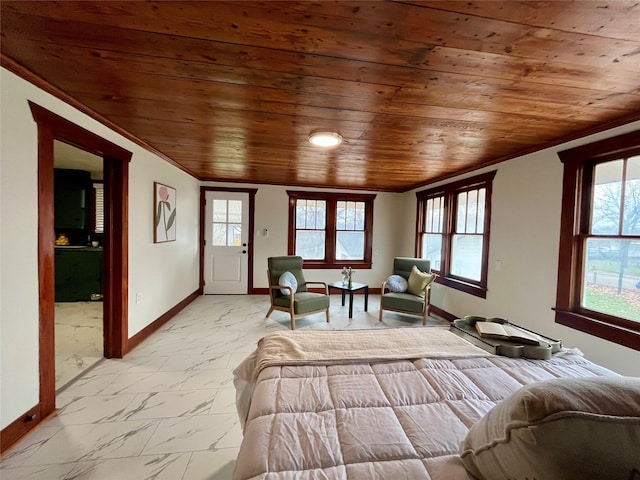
[266,256,330,330]
[379,257,433,325]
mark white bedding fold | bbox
[233,327,490,429]
[256,327,490,370]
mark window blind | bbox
[94,182,104,233]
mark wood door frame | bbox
[30,102,131,417]
[200,186,258,293]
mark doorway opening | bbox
[32,102,131,418]
[53,141,105,391]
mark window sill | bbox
[554,309,640,351]
[302,261,372,270]
[435,276,487,299]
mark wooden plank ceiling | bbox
[1,1,639,192]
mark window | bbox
[336,200,366,260]
[416,171,495,297]
[212,199,242,246]
[556,130,640,351]
[287,191,375,268]
[93,182,104,233]
[294,198,326,259]
[421,195,444,271]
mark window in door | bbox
[212,199,242,246]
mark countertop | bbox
[54,246,103,252]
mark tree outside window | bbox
[579,156,640,322]
[556,130,640,351]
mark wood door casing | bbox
[31,102,131,420]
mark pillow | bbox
[460,376,640,480]
[386,274,408,293]
[278,271,297,296]
[407,265,435,297]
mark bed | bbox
[232,327,639,480]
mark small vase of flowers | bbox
[341,266,353,287]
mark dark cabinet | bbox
[55,249,103,301]
[54,169,90,230]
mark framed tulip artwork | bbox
[154,182,177,243]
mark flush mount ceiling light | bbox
[308,131,343,147]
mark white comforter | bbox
[232,328,616,480]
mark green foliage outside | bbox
[584,162,640,323]
[584,288,640,322]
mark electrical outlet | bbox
[136,292,142,304]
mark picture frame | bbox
[154,182,177,243]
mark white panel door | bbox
[204,191,249,294]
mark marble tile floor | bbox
[55,302,105,391]
[1,294,447,480]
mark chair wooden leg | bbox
[266,306,274,318]
[289,301,296,329]
[422,304,429,325]
[325,308,330,323]
[379,307,384,322]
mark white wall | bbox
[202,182,404,289]
[127,153,200,336]
[0,69,41,432]
[407,122,640,376]
[0,68,201,429]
